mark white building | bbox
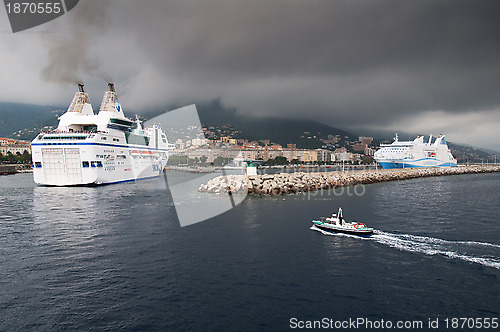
[332,152,352,162]
[0,138,31,155]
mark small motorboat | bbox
[312,207,374,237]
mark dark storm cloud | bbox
[41,0,112,85]
[102,0,500,130]
[3,0,494,148]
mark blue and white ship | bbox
[374,134,457,169]
[31,83,174,186]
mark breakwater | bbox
[198,165,500,196]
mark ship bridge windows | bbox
[110,118,134,127]
[107,118,134,132]
[107,123,131,132]
[42,135,87,140]
[68,124,97,132]
[125,132,150,146]
[83,125,97,132]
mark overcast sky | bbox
[1,0,500,151]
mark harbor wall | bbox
[0,165,17,175]
[198,165,500,196]
[0,164,33,175]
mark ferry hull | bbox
[377,159,458,169]
[31,142,168,186]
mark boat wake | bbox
[311,226,500,269]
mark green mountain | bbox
[197,99,356,148]
[2,99,498,163]
[143,99,356,149]
[448,142,498,164]
[0,102,63,140]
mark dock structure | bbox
[0,165,18,175]
[198,165,500,196]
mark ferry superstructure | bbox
[31,83,174,186]
[374,134,457,169]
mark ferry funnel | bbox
[64,83,92,115]
[99,83,125,117]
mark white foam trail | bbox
[310,226,500,269]
[375,230,500,249]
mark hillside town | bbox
[2,122,498,167]
[167,123,379,166]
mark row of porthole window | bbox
[82,161,103,168]
[32,161,104,168]
[42,136,86,140]
[101,137,119,141]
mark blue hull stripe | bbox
[38,174,163,187]
[401,157,455,163]
[31,141,169,152]
[99,174,162,185]
[377,160,457,169]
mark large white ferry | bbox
[374,134,457,169]
[31,83,173,186]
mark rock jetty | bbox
[198,165,500,196]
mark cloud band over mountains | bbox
[1,0,499,149]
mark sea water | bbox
[0,171,498,330]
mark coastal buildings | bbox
[168,124,382,165]
[173,143,363,165]
[0,138,31,155]
[165,124,378,165]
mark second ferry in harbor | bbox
[374,134,457,169]
[31,83,174,186]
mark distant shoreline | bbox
[0,164,32,175]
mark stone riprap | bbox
[198,165,500,196]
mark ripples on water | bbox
[0,172,499,330]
